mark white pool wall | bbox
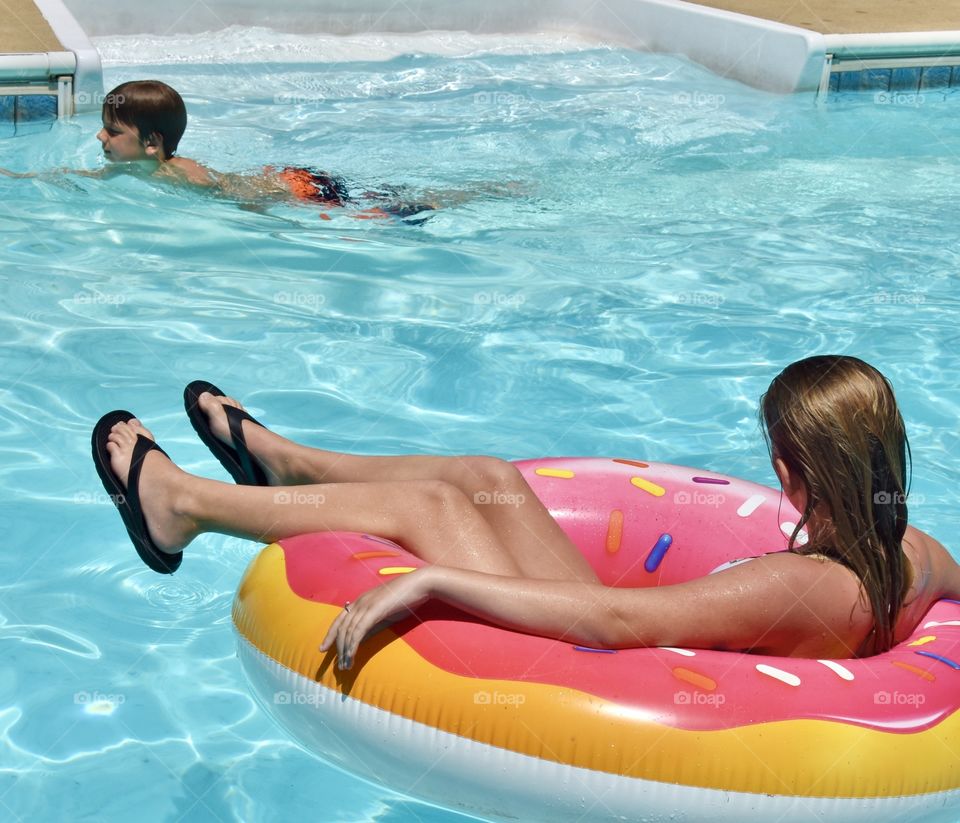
[60,0,827,93]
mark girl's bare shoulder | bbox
[904,525,960,600]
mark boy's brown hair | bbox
[102,80,187,157]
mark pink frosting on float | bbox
[279,458,960,733]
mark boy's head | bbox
[99,80,187,161]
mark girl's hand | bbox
[319,567,433,670]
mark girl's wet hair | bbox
[760,355,912,655]
[102,80,187,157]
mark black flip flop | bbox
[183,380,269,486]
[91,410,183,574]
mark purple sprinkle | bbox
[692,476,730,485]
[362,534,400,548]
[574,646,618,654]
[644,533,673,573]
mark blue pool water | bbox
[2,30,960,822]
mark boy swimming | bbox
[2,79,434,217]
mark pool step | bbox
[826,61,960,99]
[820,35,960,100]
[0,0,101,136]
[686,0,960,97]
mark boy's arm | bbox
[66,167,112,178]
[1,166,113,179]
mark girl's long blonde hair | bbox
[760,355,912,655]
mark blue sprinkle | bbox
[574,646,617,654]
[914,651,960,671]
[942,599,960,605]
[644,533,673,573]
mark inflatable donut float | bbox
[232,458,960,822]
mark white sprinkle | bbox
[779,522,810,545]
[756,663,801,686]
[708,557,755,575]
[817,659,854,681]
[923,620,960,629]
[737,494,765,517]
[659,647,696,657]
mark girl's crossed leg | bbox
[107,394,598,584]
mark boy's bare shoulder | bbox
[159,157,215,187]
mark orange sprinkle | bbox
[908,635,937,646]
[352,551,401,560]
[672,667,717,691]
[378,566,416,576]
[606,510,624,554]
[613,458,650,468]
[891,660,936,682]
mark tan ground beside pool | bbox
[0,0,63,53]
[688,0,960,34]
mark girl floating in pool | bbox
[91,355,960,666]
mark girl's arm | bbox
[319,554,842,669]
[320,566,610,670]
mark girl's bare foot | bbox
[195,391,308,485]
[105,419,199,555]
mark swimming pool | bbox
[2,28,960,823]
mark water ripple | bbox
[0,623,100,660]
